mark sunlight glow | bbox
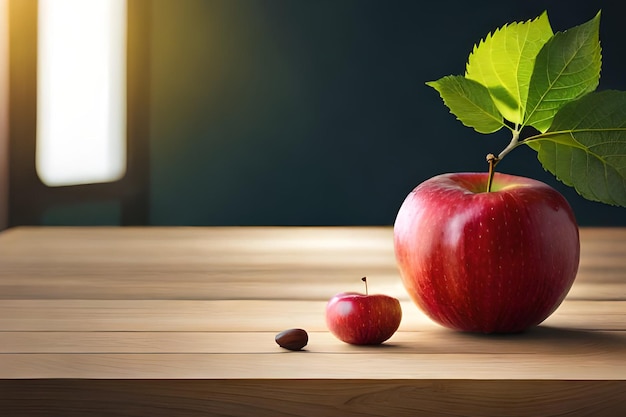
[37,0,127,186]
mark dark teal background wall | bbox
[46,0,626,226]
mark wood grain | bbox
[0,226,624,301]
[1,380,624,417]
[1,226,625,416]
[1,299,625,332]
[1,351,626,379]
[2,328,624,355]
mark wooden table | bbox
[0,226,624,416]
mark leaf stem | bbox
[497,130,521,160]
[486,153,499,192]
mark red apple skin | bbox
[394,172,580,334]
[326,292,402,345]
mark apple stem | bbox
[486,153,499,192]
[486,130,521,192]
[361,276,368,295]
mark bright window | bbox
[37,0,127,186]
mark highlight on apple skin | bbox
[325,288,402,345]
[393,172,580,334]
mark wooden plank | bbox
[0,226,616,260]
[0,225,619,252]
[1,379,624,417]
[0,227,395,267]
[0,226,397,301]
[2,328,625,355]
[0,274,622,301]
[0,227,625,302]
[0,299,625,332]
[575,266,626,284]
[0,299,330,332]
[0,268,407,301]
[0,350,625,380]
[1,226,624,264]
[0,226,394,258]
[567,282,626,300]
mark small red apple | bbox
[326,277,402,345]
[394,172,580,334]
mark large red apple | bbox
[326,278,402,345]
[393,172,580,333]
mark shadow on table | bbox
[462,325,626,355]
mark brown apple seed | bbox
[275,328,308,351]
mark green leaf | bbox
[465,11,553,125]
[426,75,504,134]
[524,12,602,133]
[525,90,626,207]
